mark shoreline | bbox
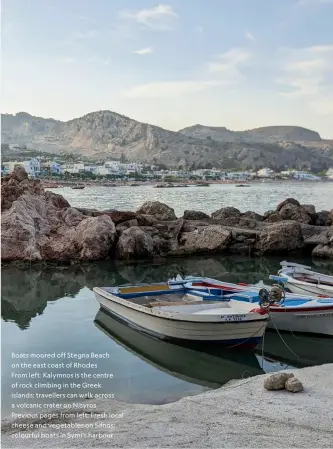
[2,364,332,448]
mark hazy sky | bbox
[2,0,333,137]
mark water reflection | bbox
[94,308,264,389]
[2,255,333,329]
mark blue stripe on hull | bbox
[99,306,262,349]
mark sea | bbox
[2,182,333,418]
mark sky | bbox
[1,0,333,137]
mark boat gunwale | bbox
[93,287,268,324]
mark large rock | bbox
[242,211,264,222]
[264,213,283,223]
[93,210,137,225]
[137,201,177,221]
[1,168,117,262]
[312,244,333,259]
[74,216,116,260]
[257,221,304,254]
[276,198,300,211]
[285,377,304,393]
[211,207,241,226]
[183,210,210,220]
[264,372,294,390]
[117,226,154,260]
[301,204,316,218]
[176,226,232,255]
[278,203,312,224]
[314,210,332,227]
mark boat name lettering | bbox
[222,315,246,321]
[296,312,333,318]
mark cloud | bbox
[124,80,221,98]
[245,31,256,42]
[297,0,333,6]
[207,48,252,83]
[133,47,154,55]
[277,45,333,115]
[119,4,178,31]
[196,26,204,34]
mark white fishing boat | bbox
[184,278,333,336]
[93,284,268,349]
[279,261,333,296]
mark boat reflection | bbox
[256,330,333,368]
[94,308,264,389]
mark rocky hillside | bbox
[2,111,332,171]
[179,124,322,143]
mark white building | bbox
[326,168,333,179]
[292,171,321,181]
[2,159,41,177]
[257,168,274,178]
[61,163,85,174]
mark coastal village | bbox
[1,154,332,182]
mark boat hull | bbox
[267,307,333,336]
[284,281,333,296]
[94,292,266,348]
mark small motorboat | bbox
[93,283,268,348]
[185,277,333,336]
[71,185,85,190]
[235,184,250,187]
[278,261,333,296]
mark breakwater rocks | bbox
[2,167,333,262]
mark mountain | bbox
[2,111,333,172]
[178,124,322,143]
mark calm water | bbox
[2,255,333,418]
[48,181,333,215]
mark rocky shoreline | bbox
[2,167,333,262]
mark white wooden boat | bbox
[184,278,333,336]
[94,309,264,389]
[279,261,333,296]
[93,284,268,349]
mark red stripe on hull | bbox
[270,305,333,313]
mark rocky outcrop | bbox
[117,227,154,260]
[211,207,241,226]
[1,167,116,262]
[257,221,303,254]
[175,226,232,255]
[2,175,333,262]
[183,210,210,220]
[137,201,177,221]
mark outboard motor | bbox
[259,284,285,308]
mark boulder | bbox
[314,210,332,227]
[276,198,300,211]
[278,203,312,224]
[312,244,333,259]
[74,216,116,260]
[116,219,139,233]
[116,226,154,260]
[93,210,137,225]
[301,204,316,218]
[242,211,264,222]
[263,372,294,390]
[1,168,117,262]
[285,377,304,393]
[137,201,177,221]
[257,221,304,254]
[136,214,158,226]
[12,165,29,182]
[183,210,210,220]
[264,213,283,223]
[211,207,241,226]
[177,226,232,255]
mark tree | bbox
[120,153,128,163]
